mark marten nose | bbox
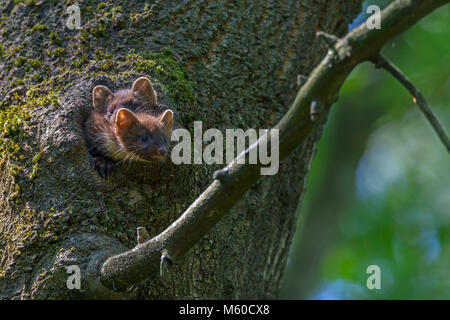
[157,147,166,156]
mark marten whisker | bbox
[115,154,130,166]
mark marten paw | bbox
[93,156,114,178]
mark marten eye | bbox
[108,108,114,115]
[140,135,149,142]
[131,104,139,110]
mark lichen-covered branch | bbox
[99,0,449,291]
[371,54,450,153]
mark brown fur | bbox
[83,77,173,178]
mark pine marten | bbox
[84,77,173,178]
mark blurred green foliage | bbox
[280,3,450,299]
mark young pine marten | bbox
[84,77,173,178]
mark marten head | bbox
[114,108,173,161]
[91,77,173,162]
[92,77,159,119]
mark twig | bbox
[316,31,340,47]
[98,0,450,291]
[371,54,450,153]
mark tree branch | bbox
[98,0,450,291]
[370,54,450,153]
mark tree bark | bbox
[0,0,360,299]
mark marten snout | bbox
[141,139,169,161]
[157,147,167,156]
[149,145,168,160]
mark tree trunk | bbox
[0,0,360,299]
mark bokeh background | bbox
[280,1,450,299]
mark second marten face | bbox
[92,77,159,120]
[92,77,174,162]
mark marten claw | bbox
[93,156,114,178]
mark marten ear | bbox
[92,85,113,111]
[159,109,173,130]
[132,77,157,106]
[115,108,138,133]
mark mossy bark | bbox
[0,0,360,299]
